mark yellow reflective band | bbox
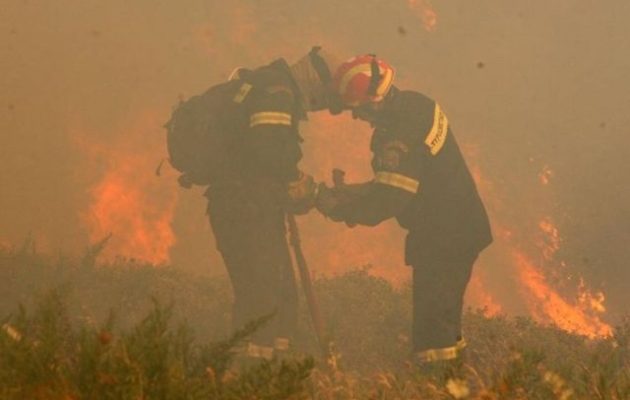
[374,66,394,99]
[274,337,290,351]
[374,171,420,194]
[424,103,449,155]
[233,82,252,104]
[243,343,274,360]
[417,338,467,363]
[249,112,292,127]
[339,64,372,100]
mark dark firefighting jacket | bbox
[332,89,493,263]
[214,59,306,187]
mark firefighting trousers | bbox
[411,252,477,362]
[206,184,298,346]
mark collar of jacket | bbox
[269,58,308,120]
[369,85,400,128]
[381,85,399,110]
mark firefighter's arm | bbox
[317,137,420,225]
[286,171,318,215]
[318,174,416,226]
[246,86,302,183]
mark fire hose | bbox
[287,169,349,359]
[286,213,329,358]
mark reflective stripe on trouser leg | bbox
[274,337,290,351]
[416,338,467,363]
[240,342,274,360]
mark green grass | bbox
[1,244,628,399]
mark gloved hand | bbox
[317,181,375,226]
[286,172,318,215]
[315,184,339,217]
[315,183,350,223]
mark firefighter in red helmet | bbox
[317,54,493,367]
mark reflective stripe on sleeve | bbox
[249,112,292,128]
[424,103,449,156]
[374,171,420,194]
[416,338,467,363]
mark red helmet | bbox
[332,55,395,107]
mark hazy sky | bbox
[1,0,629,320]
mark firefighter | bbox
[205,47,342,359]
[316,55,493,366]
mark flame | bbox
[512,217,611,337]
[538,217,561,260]
[539,165,553,185]
[515,251,612,338]
[75,110,178,265]
[408,0,438,32]
[466,145,612,337]
[578,278,607,314]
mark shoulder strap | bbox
[232,82,253,104]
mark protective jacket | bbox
[213,58,306,186]
[331,88,493,263]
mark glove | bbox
[317,182,375,226]
[286,172,318,215]
[315,184,349,222]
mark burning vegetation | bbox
[74,111,179,266]
[0,247,628,399]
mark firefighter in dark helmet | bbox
[204,47,343,359]
[316,55,493,365]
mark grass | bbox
[1,243,628,399]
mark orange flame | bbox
[408,0,438,32]
[76,110,178,265]
[515,251,612,338]
[538,217,561,260]
[539,165,553,185]
[467,146,612,336]
[578,278,607,314]
[512,217,611,337]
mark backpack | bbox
[165,78,253,188]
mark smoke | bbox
[1,0,629,323]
